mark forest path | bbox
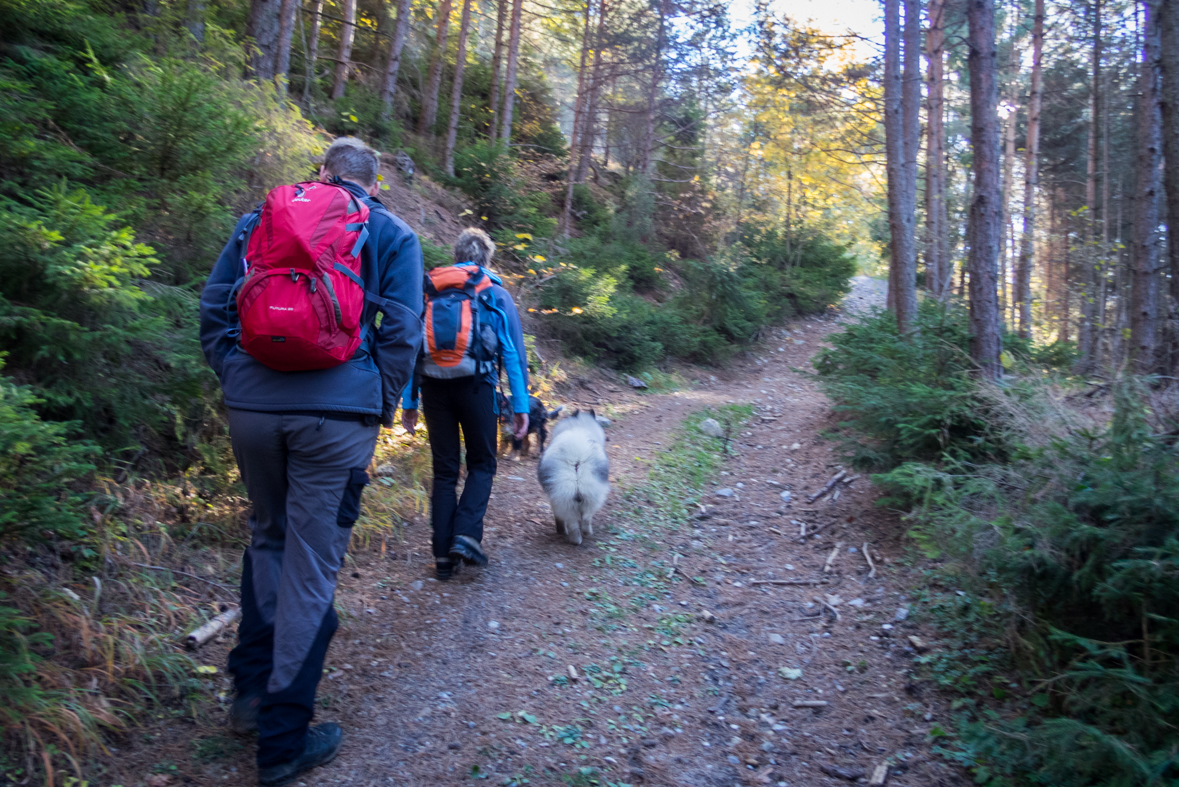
[133,276,960,787]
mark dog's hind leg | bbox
[554,517,566,536]
[564,520,583,545]
[581,514,593,538]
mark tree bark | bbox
[561,0,595,235]
[303,0,325,105]
[925,0,950,300]
[444,0,474,176]
[576,0,609,183]
[1077,0,1102,371]
[1156,0,1179,371]
[883,0,918,332]
[1001,101,1016,326]
[498,0,524,143]
[967,0,1004,378]
[898,0,920,330]
[380,0,414,120]
[274,0,298,89]
[330,0,357,100]
[419,0,454,134]
[1015,0,1044,339]
[488,0,507,142]
[639,0,668,177]
[247,0,282,80]
[1131,1,1163,374]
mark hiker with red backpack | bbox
[401,227,530,580]
[198,137,423,786]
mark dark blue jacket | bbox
[199,180,424,422]
[401,266,530,414]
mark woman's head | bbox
[454,227,496,267]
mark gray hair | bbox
[454,227,496,266]
[323,136,380,188]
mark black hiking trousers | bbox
[420,376,499,560]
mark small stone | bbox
[761,741,775,752]
[595,415,611,427]
[699,610,717,623]
[768,633,785,645]
[488,621,500,630]
[881,623,893,630]
[790,443,801,451]
[780,491,792,503]
[727,755,741,765]
[410,580,423,591]
[699,418,724,438]
[736,482,745,489]
[715,488,735,498]
[847,598,865,608]
[690,540,705,550]
[895,607,910,621]
[908,635,929,652]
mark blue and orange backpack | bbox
[421,265,500,379]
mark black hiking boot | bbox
[228,692,261,734]
[449,535,488,567]
[436,558,456,581]
[256,722,343,786]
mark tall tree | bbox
[925,0,951,300]
[273,0,298,87]
[561,0,595,235]
[883,0,919,333]
[1014,0,1044,338]
[419,0,455,134]
[380,0,414,120]
[246,0,282,80]
[1157,0,1179,370]
[576,0,609,183]
[967,0,1003,378]
[303,0,325,105]
[488,0,507,142]
[639,0,669,177]
[1130,1,1163,373]
[498,0,524,143]
[330,0,357,100]
[444,0,475,175]
[1077,0,1103,371]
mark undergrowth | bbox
[815,305,1179,787]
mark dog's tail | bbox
[548,405,565,420]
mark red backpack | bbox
[234,181,374,372]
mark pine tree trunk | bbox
[380,0,414,120]
[639,0,668,178]
[1015,0,1044,339]
[1077,0,1102,371]
[897,0,920,331]
[498,0,524,143]
[303,0,325,105]
[419,0,454,134]
[330,0,357,100]
[1156,0,1179,372]
[274,0,298,88]
[967,0,1003,379]
[883,0,917,332]
[444,0,474,176]
[561,0,595,235]
[185,0,206,43]
[1001,102,1016,327]
[247,0,282,80]
[1131,1,1163,374]
[576,0,608,183]
[488,0,507,142]
[925,0,950,300]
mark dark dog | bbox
[498,393,563,459]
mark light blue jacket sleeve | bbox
[490,286,530,414]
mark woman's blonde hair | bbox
[454,227,496,267]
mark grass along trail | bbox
[108,277,962,787]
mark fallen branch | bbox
[823,542,844,573]
[818,763,866,781]
[869,763,890,786]
[751,578,826,586]
[792,700,829,708]
[807,470,847,503]
[863,542,877,579]
[794,519,834,542]
[767,527,783,536]
[815,595,842,622]
[184,607,241,650]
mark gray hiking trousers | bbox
[226,409,378,766]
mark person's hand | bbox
[401,409,418,434]
[513,413,529,441]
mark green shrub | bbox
[738,223,858,318]
[453,141,555,237]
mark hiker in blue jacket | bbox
[401,227,530,579]
[199,137,423,786]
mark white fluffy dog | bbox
[537,409,610,545]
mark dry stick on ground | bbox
[793,700,829,708]
[795,519,834,542]
[184,607,241,650]
[750,578,827,586]
[815,595,842,621]
[807,469,847,503]
[863,542,877,578]
[823,542,844,573]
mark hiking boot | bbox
[436,558,455,581]
[229,692,261,734]
[449,535,488,567]
[257,722,343,786]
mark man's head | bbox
[454,227,496,267]
[319,137,381,196]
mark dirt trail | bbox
[122,277,961,787]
